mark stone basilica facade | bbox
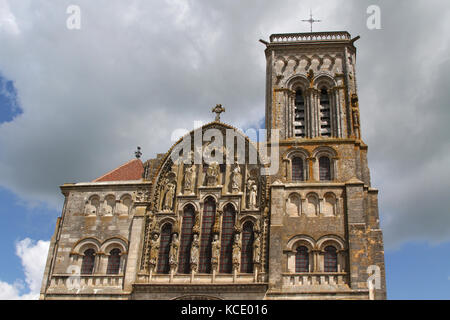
[40,31,386,300]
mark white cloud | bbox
[0,0,449,248]
[0,238,50,300]
[0,0,20,35]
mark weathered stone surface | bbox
[40,31,386,300]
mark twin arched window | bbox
[292,83,336,139]
[290,153,333,182]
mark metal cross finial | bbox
[301,10,321,32]
[135,146,142,159]
[212,104,225,122]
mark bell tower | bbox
[262,31,361,140]
[261,31,387,299]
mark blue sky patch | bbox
[0,73,23,124]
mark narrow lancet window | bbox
[157,223,172,274]
[198,198,216,273]
[294,89,306,138]
[219,204,236,273]
[178,205,195,274]
[241,222,254,273]
[320,87,331,137]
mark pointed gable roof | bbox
[93,159,144,182]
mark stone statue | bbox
[149,233,160,269]
[84,201,97,216]
[231,165,242,193]
[184,165,196,193]
[190,233,200,271]
[136,188,150,202]
[232,233,241,270]
[206,162,220,186]
[169,233,180,268]
[192,211,200,235]
[249,184,258,209]
[211,233,221,269]
[163,183,175,211]
[253,232,261,264]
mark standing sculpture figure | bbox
[253,232,261,265]
[232,233,241,270]
[149,233,160,269]
[163,183,175,211]
[184,165,196,193]
[206,162,220,186]
[211,233,221,270]
[249,184,258,209]
[231,165,242,193]
[190,233,200,272]
[169,233,180,268]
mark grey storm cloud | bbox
[0,0,449,248]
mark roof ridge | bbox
[92,158,142,182]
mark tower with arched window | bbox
[41,30,385,301]
[263,31,386,300]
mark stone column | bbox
[307,157,316,182]
[268,184,284,289]
[305,91,311,138]
[328,88,335,137]
[282,158,290,182]
[345,180,370,291]
[123,209,146,292]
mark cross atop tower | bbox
[212,104,225,122]
[135,146,142,159]
[301,10,321,32]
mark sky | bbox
[0,0,449,299]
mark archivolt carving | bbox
[139,122,269,276]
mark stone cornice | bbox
[60,180,151,193]
[132,283,268,293]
